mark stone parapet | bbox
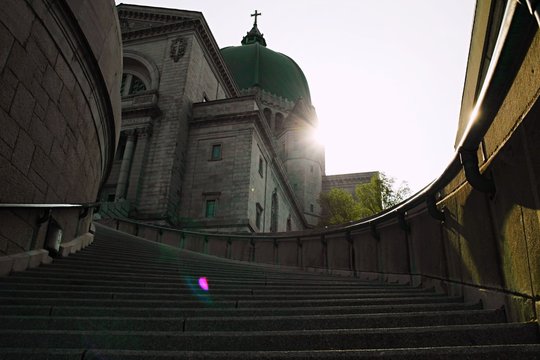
[0,249,52,276]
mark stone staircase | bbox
[0,224,538,359]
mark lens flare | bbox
[198,276,209,291]
[183,275,212,304]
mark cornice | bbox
[117,7,193,24]
[117,7,239,98]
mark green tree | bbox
[355,173,411,215]
[319,173,411,226]
[377,172,411,209]
[355,175,383,218]
[318,188,361,226]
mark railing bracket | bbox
[426,195,445,222]
[370,222,380,241]
[460,148,496,195]
[397,211,410,233]
[37,209,52,225]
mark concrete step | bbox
[0,275,406,291]
[69,250,366,279]
[0,295,466,308]
[2,345,540,360]
[1,301,484,317]
[0,323,537,351]
[0,309,506,331]
[42,259,364,281]
[0,223,537,357]
[31,264,357,282]
[14,269,366,286]
[0,289,444,301]
[0,282,432,295]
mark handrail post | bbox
[273,238,278,265]
[321,234,328,272]
[346,230,356,276]
[370,222,380,241]
[397,211,410,233]
[180,232,185,249]
[250,238,255,262]
[296,237,303,268]
[226,237,232,259]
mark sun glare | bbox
[312,126,326,146]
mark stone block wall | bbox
[119,30,233,222]
[179,116,253,227]
[0,0,121,255]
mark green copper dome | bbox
[221,23,312,105]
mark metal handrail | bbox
[0,203,100,209]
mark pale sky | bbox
[117,0,476,193]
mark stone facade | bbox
[103,6,236,222]
[181,97,307,232]
[104,4,372,233]
[0,0,122,255]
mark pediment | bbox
[117,5,200,35]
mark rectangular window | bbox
[205,200,216,218]
[258,156,264,177]
[211,144,222,160]
[310,204,314,213]
[286,216,292,232]
[256,203,263,229]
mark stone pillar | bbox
[115,130,136,200]
[126,126,152,203]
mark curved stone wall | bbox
[0,0,121,254]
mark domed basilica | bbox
[105,4,373,232]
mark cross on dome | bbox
[242,10,266,46]
[251,10,262,26]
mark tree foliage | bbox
[319,173,411,226]
[318,188,362,226]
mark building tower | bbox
[221,12,325,226]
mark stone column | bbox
[126,126,151,204]
[115,129,136,200]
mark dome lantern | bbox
[242,10,267,46]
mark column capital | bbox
[124,129,137,140]
[136,125,153,138]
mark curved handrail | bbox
[0,203,100,209]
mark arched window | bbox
[270,190,278,232]
[120,73,147,96]
[275,113,284,132]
